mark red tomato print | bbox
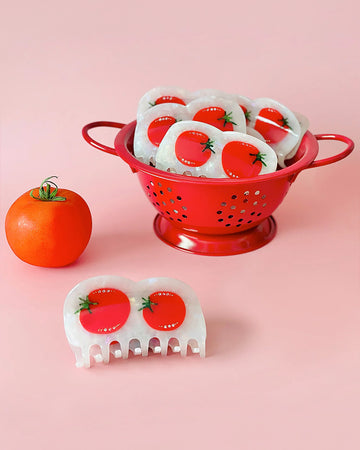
[254,108,292,144]
[175,130,215,167]
[193,107,237,131]
[222,141,267,178]
[147,116,177,146]
[151,96,186,106]
[240,105,251,124]
[139,291,186,331]
[75,288,131,334]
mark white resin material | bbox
[248,97,302,164]
[155,121,277,178]
[64,276,206,368]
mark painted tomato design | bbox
[193,107,237,131]
[139,291,186,331]
[222,141,267,178]
[254,108,293,144]
[175,130,215,167]
[75,288,131,334]
[240,104,251,125]
[150,95,186,106]
[147,116,177,146]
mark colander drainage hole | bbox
[160,190,164,195]
[250,212,255,216]
[221,202,227,206]
[225,224,231,227]
[257,213,262,216]
[182,206,187,211]
[153,192,157,197]
[217,210,222,214]
[177,196,182,200]
[146,185,150,189]
[158,182,162,187]
[228,215,234,219]
[243,199,248,203]
[236,224,242,227]
[247,220,252,224]
[177,219,182,222]
[167,187,172,192]
[238,218,243,222]
[150,181,154,186]
[166,211,170,215]
[170,199,175,204]
[231,195,237,199]
[156,202,160,206]
[218,218,224,222]
[182,215,187,218]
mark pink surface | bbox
[1,1,359,449]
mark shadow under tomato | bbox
[78,230,159,265]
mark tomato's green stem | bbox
[200,138,215,153]
[250,152,267,167]
[149,101,156,107]
[138,297,158,313]
[30,176,66,202]
[218,111,237,128]
[244,110,251,121]
[74,296,99,314]
[278,116,293,130]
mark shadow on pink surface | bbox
[205,316,253,358]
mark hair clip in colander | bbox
[64,276,206,368]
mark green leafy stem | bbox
[30,176,66,202]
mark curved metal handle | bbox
[82,121,125,156]
[309,134,354,169]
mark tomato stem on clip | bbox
[138,297,158,313]
[218,111,237,127]
[74,296,99,314]
[200,138,215,153]
[250,153,267,167]
[30,176,66,202]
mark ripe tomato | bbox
[254,107,292,144]
[139,291,186,331]
[75,288,131,334]
[193,107,237,131]
[147,116,177,146]
[152,95,186,106]
[5,176,92,267]
[175,130,215,167]
[222,141,267,178]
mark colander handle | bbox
[308,134,354,169]
[82,121,125,156]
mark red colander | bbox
[82,121,354,256]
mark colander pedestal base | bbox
[153,215,277,256]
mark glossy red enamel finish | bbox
[79,288,130,334]
[175,130,213,167]
[255,108,291,144]
[222,142,263,178]
[147,116,176,146]
[141,291,186,331]
[193,107,235,131]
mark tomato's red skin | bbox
[193,107,234,131]
[147,116,177,146]
[142,291,186,331]
[155,96,186,106]
[79,288,130,334]
[254,108,290,144]
[175,130,213,167]
[5,188,92,267]
[222,142,262,178]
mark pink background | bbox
[1,1,359,449]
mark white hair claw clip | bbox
[64,276,206,368]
